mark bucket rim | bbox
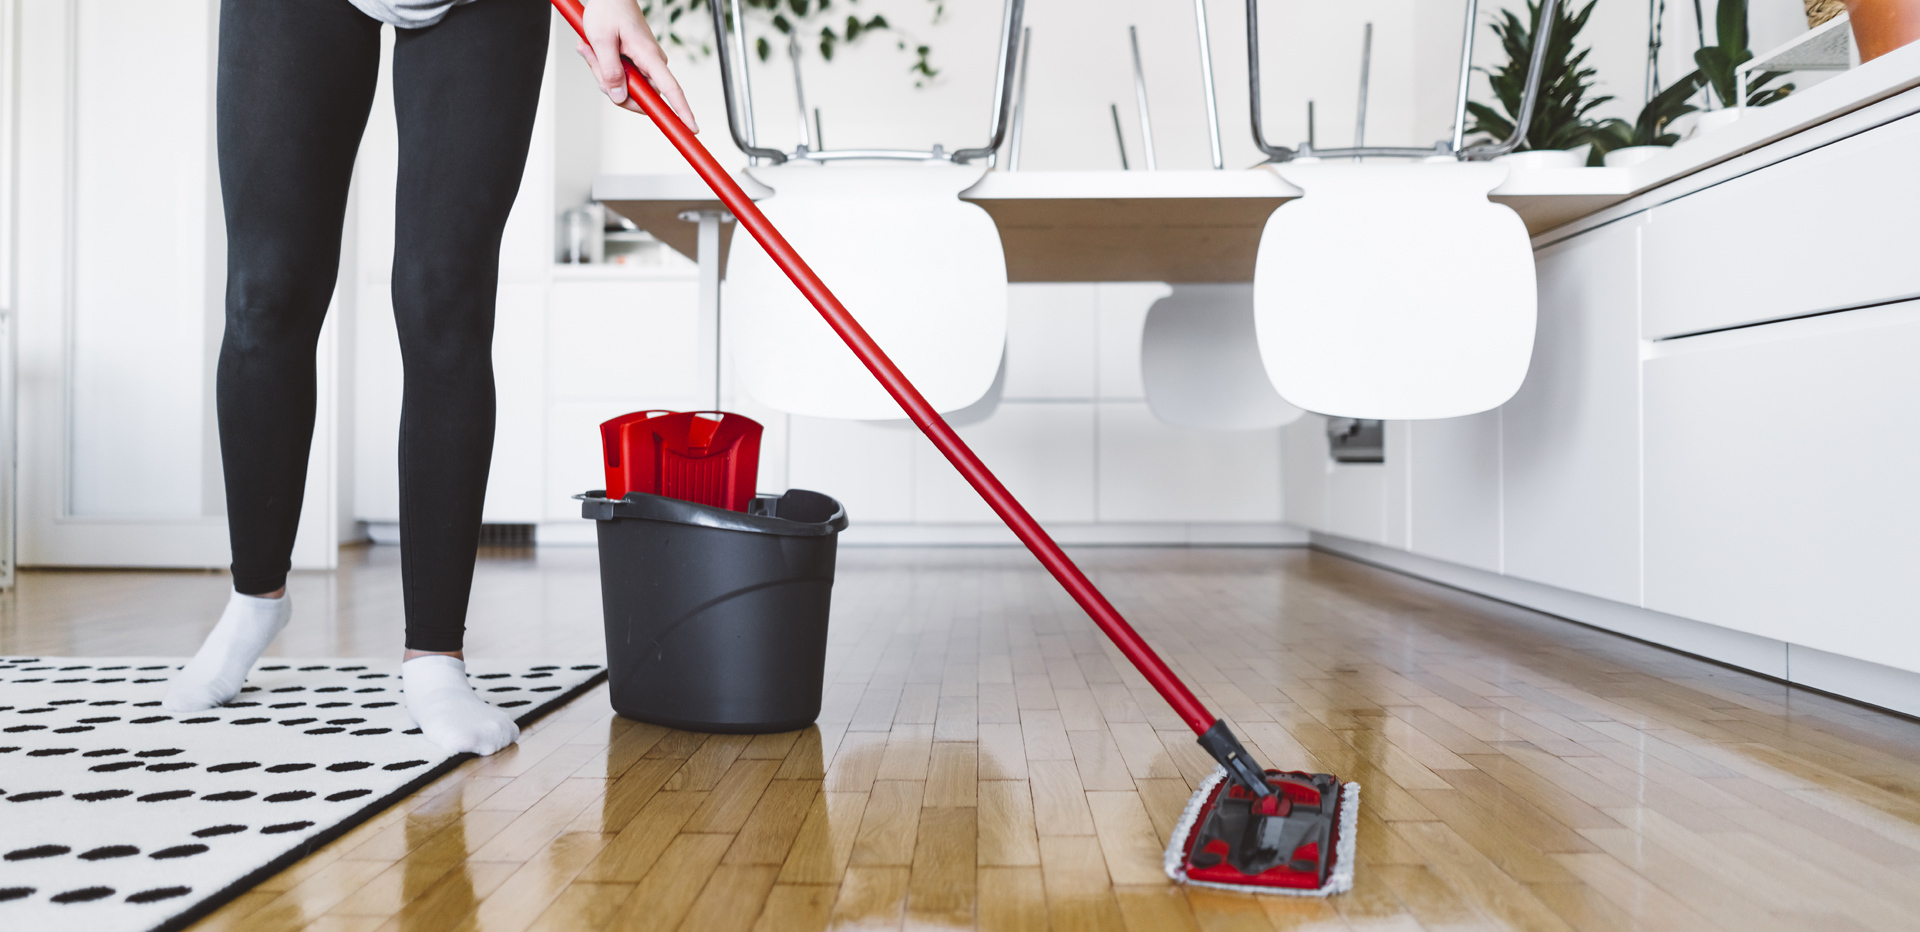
[578,488,848,536]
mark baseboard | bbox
[368,521,598,547]
[382,521,1310,548]
[1311,532,1920,720]
[1787,644,1920,720]
[837,523,1311,547]
[535,521,597,546]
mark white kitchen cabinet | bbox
[1003,285,1098,400]
[787,416,916,523]
[1642,110,1920,339]
[1097,403,1282,524]
[1501,218,1645,604]
[1095,283,1171,401]
[539,277,705,518]
[915,403,1097,524]
[1324,461,1393,546]
[546,279,701,401]
[1644,299,1920,673]
[1281,415,1330,533]
[1409,413,1502,573]
[485,283,548,523]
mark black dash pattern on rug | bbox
[0,657,603,932]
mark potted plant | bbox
[1465,0,1619,166]
[1693,0,1794,134]
[1845,0,1920,61]
[1587,70,1708,166]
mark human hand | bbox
[576,0,698,132]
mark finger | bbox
[625,43,698,133]
[656,74,698,133]
[641,63,697,132]
[586,27,627,102]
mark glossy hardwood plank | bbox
[13,545,1920,931]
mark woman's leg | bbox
[166,0,382,712]
[389,0,548,753]
[389,0,547,655]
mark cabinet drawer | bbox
[1643,112,1920,338]
[1643,301,1920,672]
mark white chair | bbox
[1142,284,1302,430]
[1242,0,1556,420]
[726,162,1008,419]
[704,0,1022,421]
[1252,162,1535,419]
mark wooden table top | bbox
[595,168,1635,284]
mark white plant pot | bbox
[1492,147,1587,169]
[1602,145,1668,168]
[1693,108,1743,136]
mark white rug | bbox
[0,656,605,932]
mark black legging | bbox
[216,0,547,651]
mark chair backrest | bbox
[600,411,764,512]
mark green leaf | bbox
[1463,101,1514,143]
[1467,0,1619,152]
[1634,70,1704,144]
[1717,0,1748,54]
[1580,118,1632,163]
[1695,45,1736,108]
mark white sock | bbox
[402,655,520,756]
[163,590,293,712]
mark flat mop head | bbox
[1164,766,1360,895]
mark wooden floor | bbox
[8,545,1920,931]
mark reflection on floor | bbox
[7,545,1920,930]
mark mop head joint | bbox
[1164,766,1359,896]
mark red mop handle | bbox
[551,0,1216,737]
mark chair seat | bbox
[1142,284,1303,431]
[726,162,1008,420]
[1252,161,1536,420]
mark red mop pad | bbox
[1165,769,1359,895]
[550,0,1356,894]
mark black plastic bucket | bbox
[581,488,847,734]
